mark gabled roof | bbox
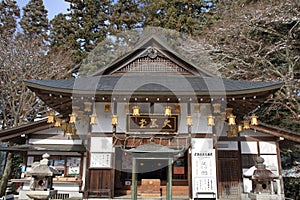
[90,35,215,77]
[25,76,282,95]
[24,33,283,119]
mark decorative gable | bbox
[114,47,192,75]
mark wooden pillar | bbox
[131,157,137,200]
[166,158,173,200]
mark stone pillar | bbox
[166,158,173,200]
[131,157,137,200]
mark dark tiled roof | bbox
[25,75,283,95]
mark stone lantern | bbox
[244,156,280,200]
[25,153,61,200]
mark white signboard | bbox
[192,138,217,199]
[90,153,112,168]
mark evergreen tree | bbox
[0,0,20,36]
[141,0,217,35]
[19,0,49,39]
[49,0,112,64]
[110,0,144,34]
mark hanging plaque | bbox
[127,114,178,133]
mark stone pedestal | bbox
[25,190,57,200]
[248,193,282,200]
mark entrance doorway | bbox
[137,159,168,181]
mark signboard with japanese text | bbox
[90,153,112,168]
[192,138,217,199]
[127,114,178,133]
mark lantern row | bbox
[47,102,258,138]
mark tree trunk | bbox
[0,152,12,196]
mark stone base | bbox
[248,193,282,200]
[25,190,57,200]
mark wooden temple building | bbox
[0,35,288,199]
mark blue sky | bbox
[16,0,69,20]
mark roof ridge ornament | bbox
[147,47,158,59]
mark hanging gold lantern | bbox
[76,110,84,119]
[124,103,130,113]
[174,103,180,113]
[213,103,221,114]
[232,127,238,136]
[243,119,250,129]
[47,112,55,123]
[111,115,118,126]
[219,112,227,121]
[84,101,92,112]
[72,106,80,114]
[61,120,67,132]
[132,106,140,116]
[250,115,259,126]
[228,114,236,126]
[54,118,62,127]
[186,115,193,126]
[207,115,215,126]
[66,124,73,134]
[225,108,233,117]
[194,103,201,113]
[72,127,77,136]
[90,114,98,125]
[227,130,233,138]
[69,113,76,124]
[237,124,243,133]
[104,103,111,112]
[165,106,172,116]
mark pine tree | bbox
[19,0,49,39]
[110,0,143,34]
[0,0,20,36]
[49,0,113,63]
[141,0,217,35]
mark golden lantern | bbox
[72,127,77,136]
[250,115,259,126]
[47,112,55,123]
[111,115,118,126]
[84,101,93,112]
[228,114,236,126]
[213,103,221,114]
[207,115,215,126]
[72,106,80,114]
[227,130,233,138]
[61,120,67,132]
[132,106,140,116]
[225,108,233,117]
[69,113,76,124]
[76,110,84,119]
[66,124,73,134]
[104,103,111,112]
[90,114,98,125]
[54,118,62,127]
[194,103,201,113]
[243,119,250,129]
[219,112,227,121]
[124,103,130,113]
[186,115,193,126]
[174,103,180,113]
[237,124,243,133]
[232,127,238,136]
[164,106,172,116]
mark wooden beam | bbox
[253,124,300,143]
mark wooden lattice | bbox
[116,56,191,74]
